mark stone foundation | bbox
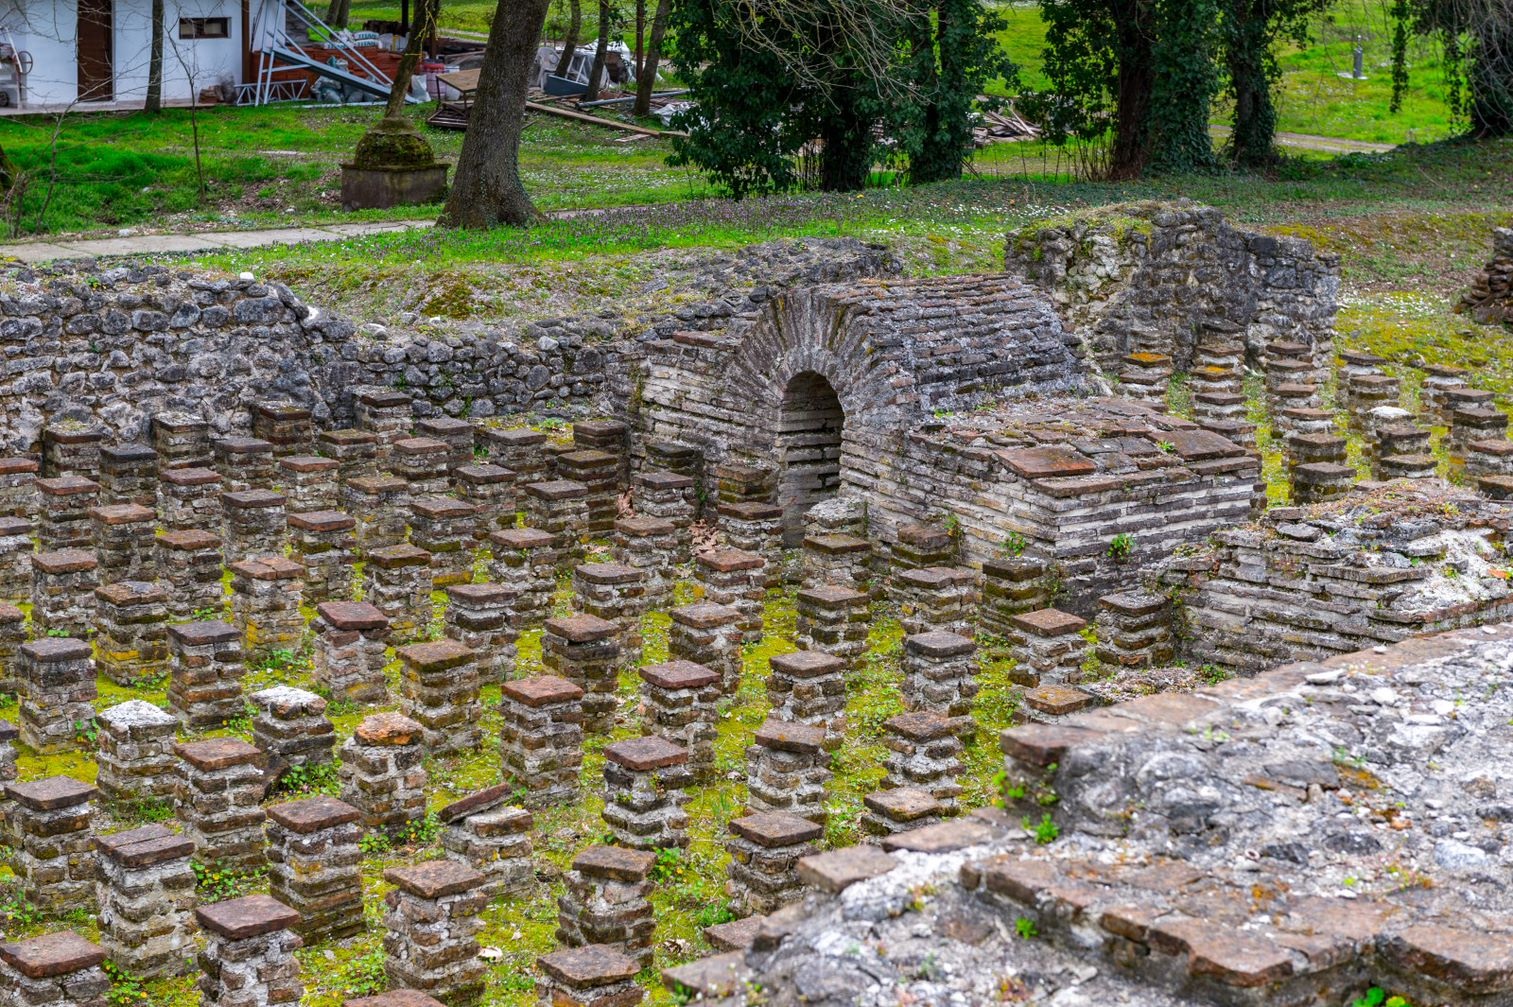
[339,712,428,834]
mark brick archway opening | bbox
[777,370,845,546]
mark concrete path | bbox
[0,218,435,264]
[1209,125,1397,155]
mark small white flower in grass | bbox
[480,946,504,960]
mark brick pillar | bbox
[573,419,628,468]
[0,517,30,601]
[0,932,110,1007]
[695,548,765,642]
[0,455,39,515]
[398,639,482,755]
[30,548,98,636]
[213,436,278,491]
[668,602,743,694]
[573,562,648,664]
[175,739,267,872]
[279,455,341,514]
[158,466,223,531]
[613,515,679,607]
[382,860,488,1007]
[89,503,155,580]
[251,686,335,775]
[96,700,179,807]
[1093,591,1174,668]
[344,474,410,553]
[500,675,584,808]
[168,620,245,729]
[364,543,434,641]
[537,946,643,1007]
[479,426,547,482]
[17,638,95,754]
[978,556,1050,636]
[901,631,978,734]
[221,488,288,562]
[415,416,476,474]
[632,469,695,560]
[488,527,558,624]
[152,411,212,470]
[319,428,380,482]
[1010,609,1088,685]
[42,424,104,477]
[794,584,869,669]
[252,402,314,456]
[195,895,304,1007]
[892,567,979,638]
[95,581,170,686]
[3,776,97,914]
[391,436,452,495]
[890,523,955,571]
[0,719,16,781]
[862,787,943,838]
[230,557,305,660]
[725,811,820,914]
[155,529,225,619]
[717,502,784,586]
[883,711,964,814]
[558,448,620,534]
[288,510,358,603]
[95,825,196,978]
[556,845,656,967]
[638,660,720,779]
[523,479,591,565]
[439,783,534,898]
[410,496,480,585]
[801,532,873,593]
[313,600,391,703]
[543,614,623,733]
[265,796,364,943]
[354,388,414,457]
[601,736,692,850]
[766,650,846,736]
[0,605,21,694]
[340,712,428,834]
[454,462,515,536]
[746,719,831,824]
[445,582,519,683]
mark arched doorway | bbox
[777,370,845,546]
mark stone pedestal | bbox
[415,416,475,472]
[410,496,480,585]
[90,502,156,581]
[1093,591,1173,667]
[251,686,336,775]
[43,425,104,475]
[221,488,288,562]
[901,631,978,733]
[543,614,623,733]
[0,932,110,1007]
[488,527,558,625]
[382,860,488,1007]
[266,796,365,943]
[746,719,831,824]
[340,712,428,834]
[176,738,268,872]
[0,719,16,781]
[725,811,821,915]
[17,637,96,754]
[601,736,692,851]
[392,436,453,496]
[556,845,657,968]
[1010,609,1087,685]
[398,639,482,755]
[278,455,341,513]
[95,580,170,686]
[717,502,784,586]
[354,388,414,453]
[36,475,100,550]
[801,533,872,593]
[795,584,869,668]
[978,556,1050,636]
[0,518,30,601]
[558,449,620,535]
[158,466,223,532]
[523,479,591,566]
[537,946,643,1007]
[613,515,680,606]
[882,711,964,813]
[639,660,720,778]
[0,456,38,516]
[96,700,179,807]
[30,548,98,637]
[230,556,305,660]
[892,566,978,637]
[695,548,766,641]
[478,427,547,482]
[365,543,435,642]
[168,620,246,729]
[196,895,304,1007]
[573,562,648,664]
[95,825,196,978]
[0,604,20,694]
[320,428,380,482]
[668,602,744,694]
[438,784,534,898]
[214,436,279,492]
[633,469,695,560]
[4,776,98,914]
[288,510,358,603]
[251,402,314,456]
[314,600,391,703]
[500,676,585,808]
[767,651,846,740]
[345,474,410,553]
[455,463,515,536]
[862,786,943,838]
[155,529,225,618]
[445,583,519,683]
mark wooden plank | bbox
[524,100,685,138]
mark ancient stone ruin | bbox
[0,203,1511,1007]
[1459,226,1513,326]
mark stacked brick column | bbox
[717,502,785,586]
[382,860,489,1007]
[95,700,179,807]
[488,527,558,624]
[978,557,1051,636]
[0,604,21,693]
[900,631,978,734]
[601,735,692,850]
[339,711,428,834]
[398,639,483,755]
[45,426,105,472]
[795,584,870,668]
[278,455,341,513]
[558,449,620,535]
[345,474,410,552]
[220,488,287,561]
[0,932,110,1007]
[633,469,696,560]
[478,426,547,481]
[288,510,358,602]
[882,711,964,813]
[314,600,391,703]
[17,637,96,754]
[766,650,847,736]
[801,533,873,593]
[0,719,16,781]
[573,562,648,664]
[213,436,278,491]
[668,602,744,694]
[36,475,100,549]
[30,549,98,636]
[556,845,657,968]
[392,437,454,496]
[94,580,170,686]
[537,946,643,1007]
[454,462,515,536]
[695,548,766,641]
[251,686,336,774]
[746,719,831,824]
[90,503,155,580]
[158,466,222,531]
[176,738,268,872]
[500,676,585,808]
[1010,609,1088,685]
[1093,591,1174,667]
[365,543,435,641]
[3,776,98,914]
[319,428,380,481]
[893,566,978,637]
[252,402,314,455]
[439,783,534,898]
[95,825,196,978]
[155,529,225,618]
[639,660,720,778]
[612,516,680,606]
[445,582,519,682]
[543,614,623,733]
[168,620,245,729]
[354,387,413,457]
[410,496,481,585]
[416,416,476,473]
[99,444,159,506]
[265,796,365,943]
[230,556,305,659]
[524,479,591,565]
[0,517,29,600]
[725,811,820,914]
[196,895,304,1007]
[0,455,38,515]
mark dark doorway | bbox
[77,0,114,101]
[777,371,845,546]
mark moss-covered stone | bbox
[352,115,438,171]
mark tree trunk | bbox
[1227,1,1276,168]
[553,0,582,75]
[631,0,669,116]
[819,79,873,191]
[326,0,351,29]
[146,0,164,112]
[440,0,550,228]
[583,0,612,101]
[634,0,645,77]
[1469,13,1513,136]
[1109,0,1154,179]
[385,0,434,116]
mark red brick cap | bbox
[717,501,783,521]
[168,619,240,646]
[20,636,92,662]
[803,533,870,556]
[157,528,222,550]
[446,582,515,606]
[502,675,584,707]
[174,738,265,771]
[411,496,478,519]
[0,603,19,625]
[88,503,155,524]
[489,527,557,550]
[639,660,719,691]
[214,435,275,454]
[615,515,677,536]
[539,944,640,988]
[366,543,433,568]
[416,416,475,435]
[574,562,644,585]
[437,782,518,824]
[355,712,424,746]
[288,510,357,533]
[392,436,449,455]
[730,811,823,848]
[160,466,221,486]
[384,858,485,899]
[669,602,740,629]
[397,639,475,671]
[604,735,688,771]
[95,824,194,867]
[220,488,286,509]
[317,600,389,631]
[524,479,589,500]
[95,580,169,606]
[754,719,828,754]
[279,455,339,473]
[864,787,941,821]
[229,556,304,581]
[572,844,657,882]
[546,613,619,643]
[1010,608,1087,638]
[36,475,101,495]
[697,548,764,573]
[904,630,975,658]
[481,427,546,447]
[998,446,1097,480]
[4,775,97,811]
[795,584,868,608]
[635,469,694,491]
[195,894,301,939]
[267,796,361,834]
[31,549,98,574]
[0,456,38,475]
[354,387,411,407]
[769,650,845,679]
[885,710,955,741]
[0,931,106,979]
[559,448,618,468]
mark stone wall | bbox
[1457,226,1513,326]
[1004,200,1339,376]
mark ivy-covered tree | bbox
[1221,0,1324,167]
[1392,0,1513,137]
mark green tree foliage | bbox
[1220,0,1325,168]
[1391,0,1513,137]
